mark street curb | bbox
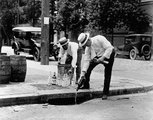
[0,85,153,107]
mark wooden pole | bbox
[41,0,49,65]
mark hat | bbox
[59,37,69,46]
[78,33,90,47]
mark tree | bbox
[86,0,150,44]
[49,0,56,43]
[56,0,88,42]
[0,0,21,43]
[121,1,149,33]
[24,0,41,26]
[0,0,42,42]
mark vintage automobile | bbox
[11,26,59,61]
[115,34,152,60]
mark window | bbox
[125,36,136,44]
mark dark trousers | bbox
[0,39,2,53]
[65,48,82,82]
[0,46,1,53]
[85,49,115,95]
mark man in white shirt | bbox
[77,33,115,100]
[58,37,82,84]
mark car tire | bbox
[144,53,152,61]
[33,47,40,61]
[129,48,137,60]
[141,44,151,56]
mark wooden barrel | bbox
[0,55,11,84]
[10,55,27,82]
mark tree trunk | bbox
[111,28,114,46]
[70,28,80,43]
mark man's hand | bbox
[97,57,109,64]
[92,57,98,63]
[91,57,99,63]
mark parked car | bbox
[115,34,152,60]
[11,26,59,61]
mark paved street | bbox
[0,91,153,120]
[94,55,153,83]
[0,46,153,120]
[1,0,153,119]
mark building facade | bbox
[141,0,153,31]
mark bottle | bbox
[52,72,57,85]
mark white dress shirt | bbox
[82,35,114,72]
[58,42,79,68]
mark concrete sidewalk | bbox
[0,59,153,107]
[0,46,153,106]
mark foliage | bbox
[0,0,42,40]
[56,0,88,33]
[0,0,20,39]
[86,0,150,34]
[121,1,149,33]
[24,0,41,26]
[0,0,151,41]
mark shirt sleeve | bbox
[71,44,79,68]
[100,36,114,59]
[103,46,114,59]
[58,46,65,58]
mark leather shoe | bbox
[79,83,90,89]
[77,76,86,90]
[102,95,107,100]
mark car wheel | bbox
[129,48,137,60]
[144,53,152,61]
[141,44,151,56]
[33,47,40,61]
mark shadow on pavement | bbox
[48,94,93,106]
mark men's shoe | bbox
[79,83,90,89]
[102,95,107,100]
[77,76,86,91]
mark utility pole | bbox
[41,0,50,65]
